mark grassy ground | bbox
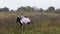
[0,12,60,34]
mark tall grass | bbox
[0,12,60,34]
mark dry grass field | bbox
[0,12,60,34]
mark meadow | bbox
[0,12,60,34]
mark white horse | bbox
[20,17,31,24]
[20,17,31,28]
[16,16,33,29]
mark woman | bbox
[20,13,31,28]
[20,13,31,24]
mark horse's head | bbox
[16,17,23,26]
[16,17,21,23]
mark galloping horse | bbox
[16,17,32,28]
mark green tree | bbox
[0,8,3,12]
[3,7,9,11]
[39,8,44,12]
[17,6,33,12]
[17,6,26,12]
[48,6,55,11]
[0,7,9,12]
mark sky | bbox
[0,0,60,10]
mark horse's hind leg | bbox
[27,22,30,24]
[22,25,24,29]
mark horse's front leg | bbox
[19,22,24,29]
[21,23,25,29]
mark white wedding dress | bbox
[20,17,31,24]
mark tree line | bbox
[0,6,60,14]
